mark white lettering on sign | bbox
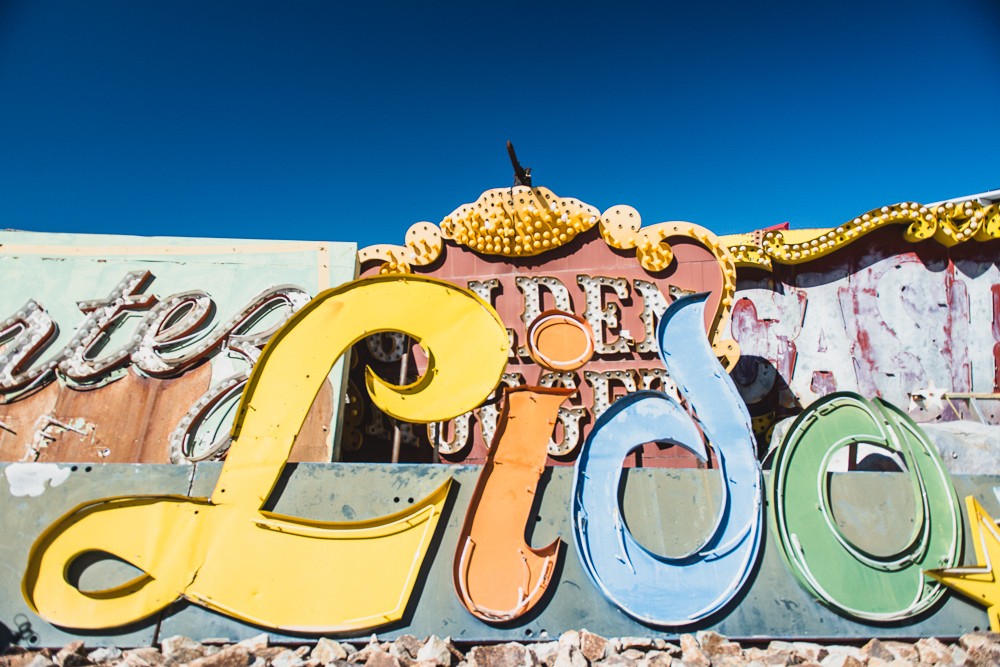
[0,300,58,392]
[577,276,631,355]
[633,279,669,354]
[514,277,573,358]
[0,272,310,407]
[468,279,517,360]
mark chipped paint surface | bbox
[0,230,357,464]
[4,462,71,497]
[728,233,1000,437]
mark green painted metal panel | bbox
[0,463,195,647]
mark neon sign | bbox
[455,311,595,622]
[0,270,313,462]
[574,293,762,626]
[10,187,1000,636]
[769,393,963,621]
[23,273,997,633]
[352,189,739,464]
[23,276,509,631]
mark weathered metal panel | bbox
[728,231,1000,435]
[351,227,731,467]
[0,463,195,647]
[0,231,357,464]
[5,463,995,647]
[163,467,1000,643]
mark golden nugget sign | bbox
[350,186,739,463]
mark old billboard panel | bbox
[0,231,357,464]
[727,225,1000,443]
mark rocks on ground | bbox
[1,630,998,666]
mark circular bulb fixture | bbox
[526,310,595,372]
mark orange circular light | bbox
[526,310,595,372]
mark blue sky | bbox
[1,1,998,250]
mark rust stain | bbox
[0,384,59,461]
[31,366,212,463]
[810,371,837,397]
[289,379,335,462]
[0,365,335,463]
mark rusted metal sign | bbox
[0,233,357,464]
[727,220,1000,441]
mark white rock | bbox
[87,646,123,663]
[235,634,269,652]
[161,635,204,658]
[529,641,559,666]
[551,644,586,667]
[26,656,56,667]
[416,636,455,667]
[312,637,349,664]
[270,647,309,667]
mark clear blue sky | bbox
[2,1,998,249]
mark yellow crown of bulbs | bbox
[440,186,600,257]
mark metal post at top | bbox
[390,338,410,464]
[506,141,532,187]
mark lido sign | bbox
[20,275,1000,634]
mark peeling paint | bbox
[4,462,71,497]
[729,243,1000,434]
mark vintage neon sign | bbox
[0,271,312,461]
[23,276,509,631]
[353,189,740,463]
[367,274,697,458]
[16,183,1000,635]
[0,271,310,395]
[22,273,986,634]
[768,393,963,621]
[573,293,762,625]
[455,311,595,622]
